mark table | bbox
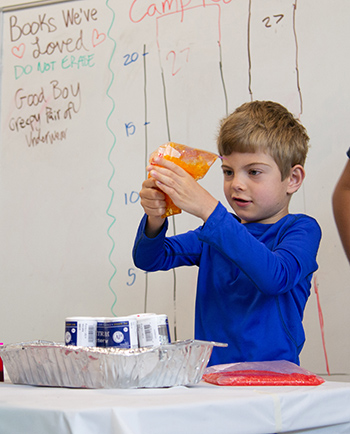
[1,377,350,434]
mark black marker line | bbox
[160,57,177,341]
[143,44,149,313]
[143,45,149,179]
[172,264,177,341]
[161,68,171,142]
[247,0,253,101]
[218,41,229,117]
[293,0,303,115]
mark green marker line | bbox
[105,0,117,316]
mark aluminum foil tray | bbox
[0,340,226,389]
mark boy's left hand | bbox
[148,157,218,222]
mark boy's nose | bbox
[231,176,245,191]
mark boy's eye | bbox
[222,169,233,177]
[249,169,261,176]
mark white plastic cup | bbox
[137,314,171,347]
[65,317,97,347]
[97,316,138,348]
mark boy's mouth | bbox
[233,197,251,207]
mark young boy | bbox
[133,101,321,366]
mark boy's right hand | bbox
[139,177,167,237]
[140,177,167,217]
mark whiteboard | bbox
[0,0,349,377]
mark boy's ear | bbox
[287,164,305,194]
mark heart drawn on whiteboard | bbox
[11,43,25,59]
[92,29,106,47]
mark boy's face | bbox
[221,151,296,224]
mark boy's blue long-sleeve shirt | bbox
[133,202,322,366]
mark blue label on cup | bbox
[65,318,97,347]
[97,319,137,348]
[65,321,78,345]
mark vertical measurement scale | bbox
[143,43,150,314]
[155,3,228,341]
[156,14,178,342]
[109,1,155,317]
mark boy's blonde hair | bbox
[217,101,309,180]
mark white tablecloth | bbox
[1,379,350,434]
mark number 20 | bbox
[123,52,139,66]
